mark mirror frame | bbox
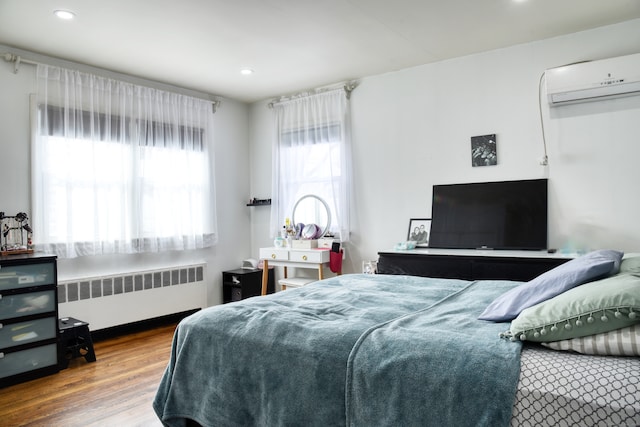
[291,194,331,239]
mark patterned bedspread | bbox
[512,345,640,426]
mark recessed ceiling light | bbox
[54,10,76,20]
[240,68,254,76]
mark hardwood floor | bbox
[0,322,177,427]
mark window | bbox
[33,65,217,258]
[270,89,352,240]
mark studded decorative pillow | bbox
[541,324,640,356]
[502,272,640,342]
[479,249,623,322]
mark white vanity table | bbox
[259,247,333,295]
[261,194,342,294]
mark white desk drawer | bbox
[290,250,327,263]
[259,248,289,261]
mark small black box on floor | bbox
[58,317,97,369]
[222,268,274,303]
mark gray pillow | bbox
[479,249,623,322]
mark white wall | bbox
[0,47,253,324]
[249,19,640,272]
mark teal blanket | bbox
[153,274,522,426]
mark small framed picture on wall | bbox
[407,218,431,247]
[471,134,497,167]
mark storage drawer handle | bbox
[271,254,276,259]
[302,255,308,261]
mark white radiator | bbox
[57,264,206,330]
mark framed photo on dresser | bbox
[407,218,431,247]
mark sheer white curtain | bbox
[270,88,352,241]
[33,65,217,258]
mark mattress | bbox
[512,344,640,426]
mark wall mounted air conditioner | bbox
[546,52,640,106]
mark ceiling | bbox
[1,0,640,103]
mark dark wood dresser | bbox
[377,249,575,282]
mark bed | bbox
[154,252,640,427]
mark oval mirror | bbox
[291,194,331,239]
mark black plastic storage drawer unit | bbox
[0,254,59,387]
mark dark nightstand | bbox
[222,268,274,303]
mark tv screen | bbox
[429,179,548,250]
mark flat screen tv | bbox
[429,178,548,251]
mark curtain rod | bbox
[2,53,38,73]
[2,52,221,112]
[268,81,358,109]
